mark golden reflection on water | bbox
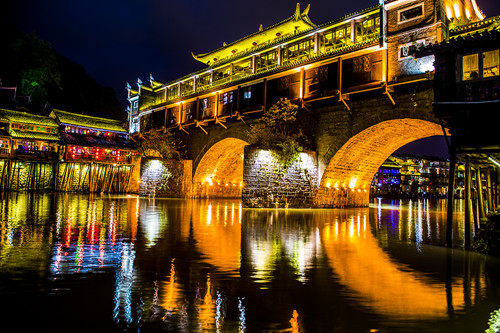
[191,200,242,275]
[0,194,494,332]
[322,207,484,321]
[0,193,53,273]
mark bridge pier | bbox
[242,147,318,208]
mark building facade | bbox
[0,108,138,193]
[371,154,450,198]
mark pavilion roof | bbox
[449,15,500,39]
[191,3,315,67]
[0,108,58,127]
[50,109,127,133]
[416,15,500,57]
[9,129,60,141]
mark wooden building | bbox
[49,109,138,193]
[49,109,135,164]
[0,108,138,193]
[0,108,60,191]
[126,1,485,136]
[417,14,500,246]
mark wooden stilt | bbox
[477,168,486,220]
[446,141,456,248]
[486,169,493,213]
[464,157,472,249]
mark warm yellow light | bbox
[471,0,485,20]
[206,177,213,186]
[453,3,461,18]
[446,6,453,20]
[326,181,331,188]
[348,176,358,189]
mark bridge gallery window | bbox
[462,49,500,81]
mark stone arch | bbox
[315,118,447,207]
[192,137,249,198]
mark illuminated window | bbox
[243,87,252,100]
[398,4,424,23]
[483,50,500,78]
[462,50,500,80]
[463,54,479,80]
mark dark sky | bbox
[3,0,500,158]
[4,0,499,108]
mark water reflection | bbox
[322,208,483,321]
[0,194,499,332]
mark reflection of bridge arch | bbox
[321,211,480,321]
[192,137,248,198]
[315,118,446,207]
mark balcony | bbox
[65,153,133,164]
[13,149,58,159]
[0,147,10,156]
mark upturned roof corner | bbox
[191,3,315,67]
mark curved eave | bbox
[192,4,316,66]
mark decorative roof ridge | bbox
[192,3,316,64]
[0,108,58,124]
[316,4,380,30]
[449,15,500,36]
[415,25,500,57]
[51,109,124,125]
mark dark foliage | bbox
[0,24,123,120]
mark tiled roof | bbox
[0,108,58,127]
[192,3,316,66]
[50,109,127,133]
[10,129,60,141]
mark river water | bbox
[0,193,499,332]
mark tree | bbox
[0,25,124,119]
[132,130,181,163]
[248,98,307,168]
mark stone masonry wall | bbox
[139,158,192,197]
[242,146,318,208]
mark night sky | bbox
[3,0,500,158]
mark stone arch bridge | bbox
[170,81,445,208]
[127,1,475,207]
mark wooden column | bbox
[471,168,479,230]
[477,167,486,220]
[464,157,472,248]
[263,78,267,112]
[300,67,305,107]
[486,169,493,212]
[446,140,456,248]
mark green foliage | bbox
[0,25,123,119]
[473,206,500,256]
[271,139,304,170]
[133,130,181,164]
[10,33,62,104]
[486,309,500,333]
[248,98,306,169]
